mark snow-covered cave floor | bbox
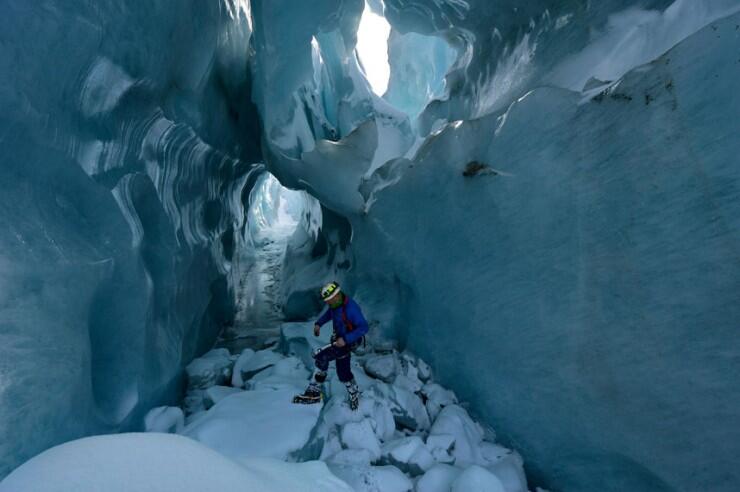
[2,322,538,491]
[152,323,534,492]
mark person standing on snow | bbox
[293,281,369,410]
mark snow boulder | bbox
[203,385,242,409]
[429,405,484,466]
[479,443,528,492]
[416,464,464,492]
[394,353,424,393]
[379,436,435,476]
[421,383,458,421]
[232,349,285,384]
[372,383,430,431]
[143,406,184,434]
[304,385,396,462]
[185,348,234,389]
[425,433,456,464]
[0,433,352,492]
[364,353,398,383]
[183,388,321,462]
[230,348,256,387]
[340,419,382,461]
[328,464,413,492]
[248,356,310,392]
[451,465,506,492]
[326,448,376,466]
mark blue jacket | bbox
[315,295,369,345]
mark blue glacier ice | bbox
[0,0,262,478]
[1,0,739,491]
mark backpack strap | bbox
[340,295,354,332]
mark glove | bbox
[313,324,320,337]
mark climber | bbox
[293,281,369,410]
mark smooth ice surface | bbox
[0,433,352,492]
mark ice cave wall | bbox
[252,1,740,490]
[0,0,261,477]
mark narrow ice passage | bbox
[218,173,309,352]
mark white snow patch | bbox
[183,388,321,462]
[0,433,352,492]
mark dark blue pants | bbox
[314,345,353,382]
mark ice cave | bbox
[0,0,738,491]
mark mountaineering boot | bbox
[345,379,360,411]
[293,381,323,405]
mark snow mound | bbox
[183,388,321,462]
[451,465,506,492]
[0,433,351,492]
[416,464,464,492]
[185,349,234,390]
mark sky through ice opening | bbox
[356,0,391,96]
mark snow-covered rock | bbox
[429,405,484,466]
[248,356,310,391]
[328,464,413,492]
[395,353,424,393]
[364,354,398,383]
[0,433,352,492]
[185,348,234,389]
[203,385,242,409]
[479,443,527,492]
[451,465,506,492]
[416,464,464,492]
[425,433,456,464]
[416,358,432,383]
[233,349,285,383]
[230,348,256,387]
[379,436,435,476]
[307,385,396,461]
[183,388,321,462]
[421,383,458,421]
[341,419,382,461]
[372,383,430,431]
[327,448,376,466]
[143,406,184,434]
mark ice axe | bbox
[312,342,334,358]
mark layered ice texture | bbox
[1,0,739,491]
[0,0,262,478]
[249,1,740,490]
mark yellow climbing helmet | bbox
[321,281,341,301]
